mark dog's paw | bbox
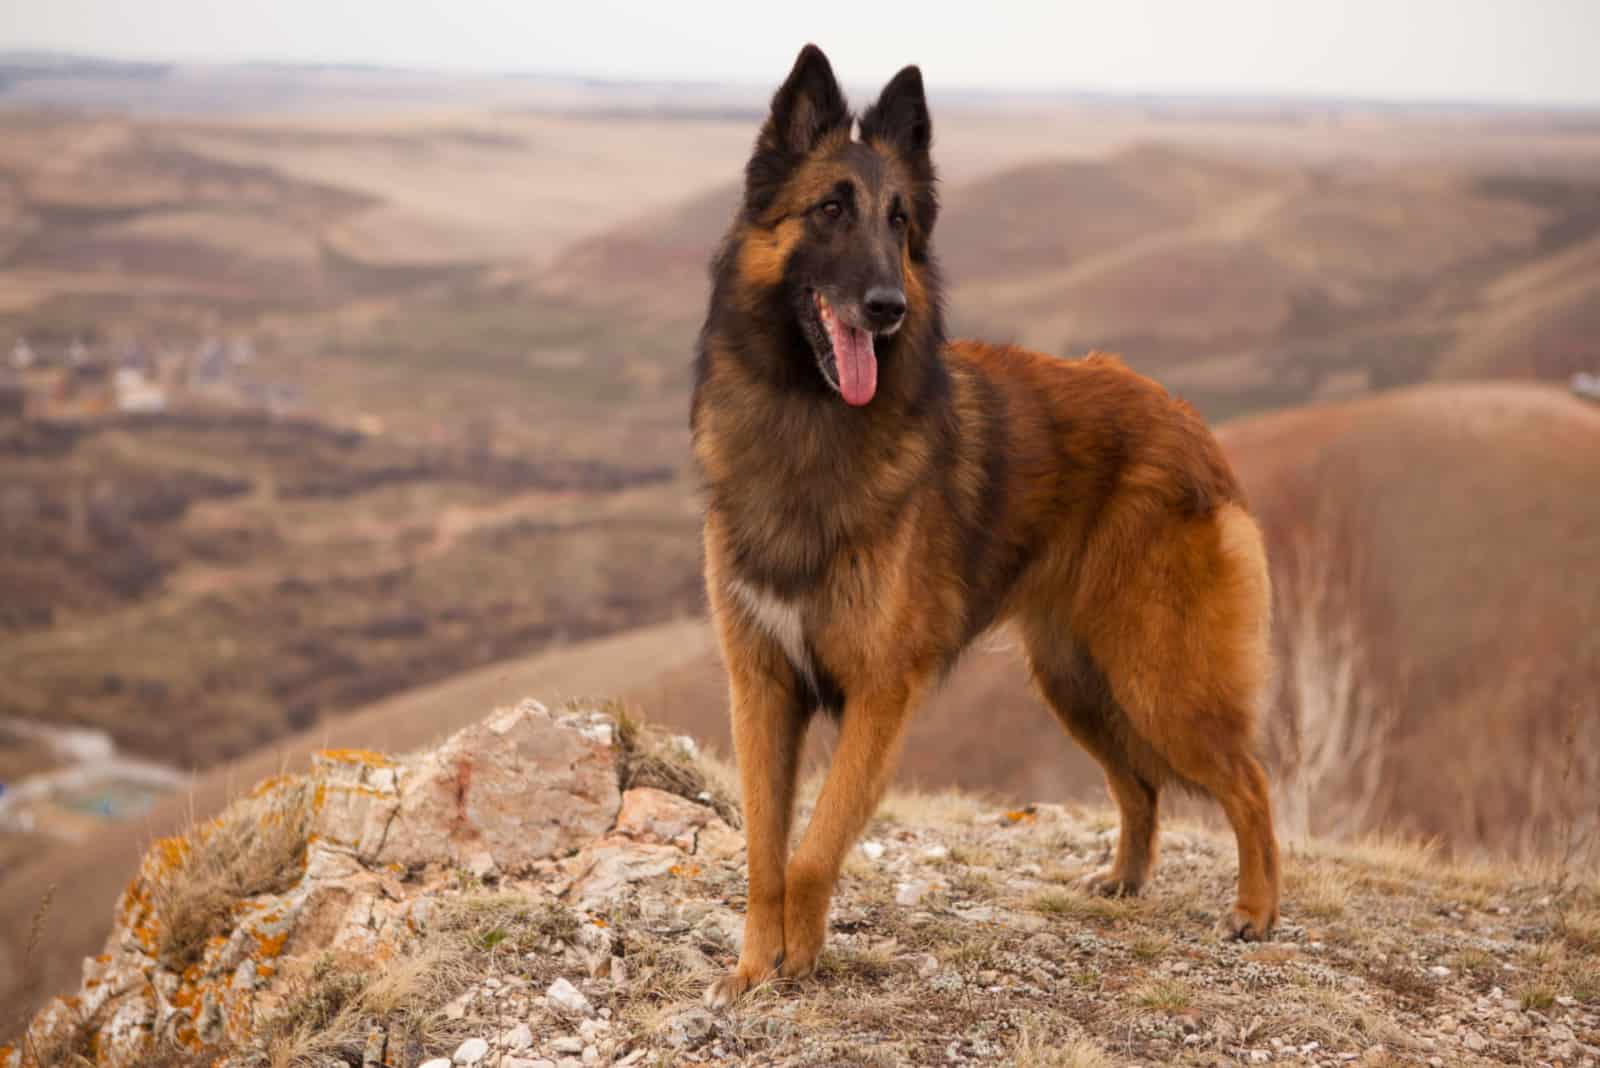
[776,944,819,981]
[1077,869,1143,898]
[1217,904,1276,942]
[705,967,761,1009]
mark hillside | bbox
[533,144,1600,423]
[0,413,695,768]
[11,700,1600,1066]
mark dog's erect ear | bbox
[746,45,849,216]
[860,65,931,160]
[862,65,938,252]
[765,44,848,159]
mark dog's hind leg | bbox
[1163,739,1280,940]
[1026,630,1163,895]
[1080,504,1280,938]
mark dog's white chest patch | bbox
[728,579,814,683]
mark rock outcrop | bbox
[8,699,1599,1068]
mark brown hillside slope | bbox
[529,145,1600,424]
[628,382,1600,862]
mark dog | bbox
[691,44,1280,1008]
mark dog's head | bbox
[725,44,940,407]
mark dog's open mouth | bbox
[809,291,877,407]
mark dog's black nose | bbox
[864,287,907,329]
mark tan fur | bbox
[698,343,1282,1006]
[696,63,1279,1004]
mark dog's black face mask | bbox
[742,45,939,406]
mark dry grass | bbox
[1284,858,1353,920]
[1011,1024,1116,1068]
[876,787,989,828]
[21,1001,95,1068]
[1129,933,1172,961]
[1131,977,1194,1012]
[1031,887,1139,924]
[1560,899,1600,953]
[606,699,742,828]
[435,892,581,958]
[249,904,493,1067]
[152,779,314,971]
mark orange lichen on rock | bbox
[254,928,289,961]
[316,747,395,768]
[249,774,292,799]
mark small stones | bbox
[666,1007,717,1049]
[419,1060,452,1068]
[550,1036,585,1054]
[546,977,594,1017]
[466,850,499,880]
[452,1036,489,1065]
[503,1022,533,1050]
[859,839,886,861]
[896,880,933,906]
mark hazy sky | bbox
[8,0,1600,106]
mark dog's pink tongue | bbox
[832,319,877,406]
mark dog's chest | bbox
[728,578,816,684]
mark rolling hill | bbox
[531,144,1600,424]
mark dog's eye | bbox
[819,199,843,219]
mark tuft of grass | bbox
[438,893,580,958]
[22,998,97,1068]
[253,943,473,1068]
[1285,860,1353,920]
[943,843,998,868]
[1132,977,1193,1012]
[1304,832,1510,892]
[816,944,898,985]
[1519,983,1557,1011]
[947,868,996,900]
[1449,948,1494,974]
[603,698,742,828]
[1030,888,1134,924]
[1365,960,1437,1005]
[153,779,314,971]
[1129,933,1172,961]
[877,788,988,827]
[1560,903,1600,953]
[1012,1024,1116,1068]
[1568,960,1600,1004]
[16,884,56,1068]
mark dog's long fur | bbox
[692,45,1280,1007]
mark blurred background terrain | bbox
[2,4,1599,1019]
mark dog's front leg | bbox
[779,680,920,980]
[704,633,809,1008]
